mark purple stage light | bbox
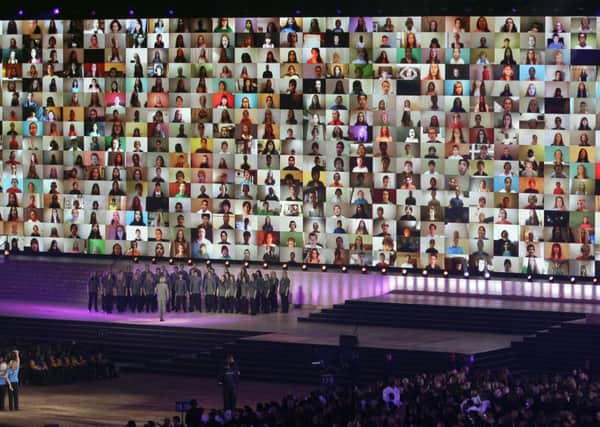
[52,7,60,15]
[295,9,301,15]
[129,9,135,16]
[17,9,23,16]
[168,9,174,16]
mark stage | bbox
[3,256,600,380]
[0,300,518,354]
[3,257,600,308]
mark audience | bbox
[0,343,117,387]
[122,365,600,426]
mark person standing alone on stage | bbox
[219,354,240,410]
[155,276,170,322]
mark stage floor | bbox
[381,292,600,314]
[0,300,519,354]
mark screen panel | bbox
[1,15,599,277]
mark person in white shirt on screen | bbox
[449,48,464,64]
[576,32,592,49]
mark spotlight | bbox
[128,9,135,16]
[3,249,9,257]
[335,8,342,15]
[17,9,23,16]
[380,267,387,274]
[484,271,490,279]
[443,270,449,277]
[52,7,60,15]
[281,263,288,270]
[187,259,193,266]
[205,259,212,266]
[361,266,368,274]
[301,263,308,271]
[401,269,407,276]
[263,262,269,269]
[295,9,301,15]
[593,277,598,284]
[570,276,576,283]
[133,256,139,263]
[321,265,327,272]
[341,265,347,273]
[151,257,157,264]
[168,9,174,15]
[422,269,428,276]
[224,260,230,267]
[90,9,96,16]
[527,274,533,282]
[168,258,174,265]
[463,271,470,278]
[243,261,249,268]
[548,276,554,282]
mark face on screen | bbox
[2,15,599,276]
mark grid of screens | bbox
[2,16,600,276]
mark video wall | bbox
[2,15,600,276]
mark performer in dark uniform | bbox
[238,269,249,314]
[226,271,237,313]
[87,271,100,312]
[103,271,115,314]
[219,354,240,410]
[189,267,202,312]
[269,271,279,313]
[279,271,291,313]
[248,272,258,315]
[256,270,266,313]
[174,272,188,312]
[129,269,142,312]
[142,266,155,312]
[203,268,218,312]
[115,271,127,313]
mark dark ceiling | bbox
[7,0,600,19]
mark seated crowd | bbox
[123,365,600,427]
[1,343,117,386]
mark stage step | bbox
[300,299,585,335]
